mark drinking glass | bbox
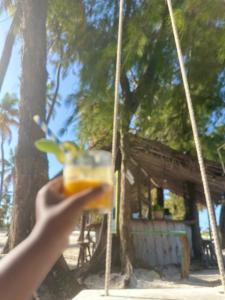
[63,150,113,212]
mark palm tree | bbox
[2,149,15,186]
[0,1,22,92]
[0,93,18,204]
[0,149,16,194]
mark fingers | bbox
[58,184,110,213]
[39,178,111,216]
[36,177,64,214]
[46,176,64,194]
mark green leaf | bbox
[34,138,61,154]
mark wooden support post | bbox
[156,187,164,208]
[148,180,152,220]
[183,181,202,260]
[219,204,225,249]
[179,235,190,278]
[137,169,142,218]
[77,213,87,267]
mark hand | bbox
[0,177,109,300]
[35,177,109,248]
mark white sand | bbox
[0,229,223,297]
[83,267,221,290]
[74,288,224,300]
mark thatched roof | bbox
[127,135,225,204]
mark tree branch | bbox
[46,63,62,124]
[133,8,168,100]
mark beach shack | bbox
[120,135,225,270]
[78,135,225,275]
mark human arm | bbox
[0,178,108,300]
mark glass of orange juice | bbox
[63,150,113,212]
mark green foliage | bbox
[164,192,186,221]
[46,0,225,158]
[0,94,18,210]
[136,0,225,157]
[0,148,15,225]
[201,230,210,240]
[152,204,163,212]
[0,93,18,141]
[0,0,14,14]
[1,149,15,186]
[0,191,11,227]
[150,188,159,207]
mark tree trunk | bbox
[9,0,49,249]
[219,204,225,249]
[0,135,5,205]
[183,181,202,260]
[119,127,134,286]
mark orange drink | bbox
[63,150,113,211]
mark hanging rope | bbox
[104,0,124,296]
[217,143,225,174]
[166,0,225,292]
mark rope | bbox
[217,143,225,174]
[104,0,124,296]
[166,0,225,292]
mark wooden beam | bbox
[183,182,202,260]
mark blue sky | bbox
[0,10,221,231]
[0,11,79,178]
